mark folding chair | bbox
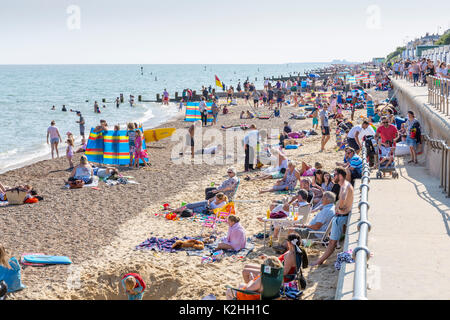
[304,219,333,247]
[226,265,284,300]
[228,179,240,202]
[213,202,236,223]
[201,215,218,237]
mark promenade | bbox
[337,157,450,299]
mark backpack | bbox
[0,257,26,293]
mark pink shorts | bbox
[302,168,315,177]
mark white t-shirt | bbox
[199,101,207,112]
[47,126,59,139]
[359,126,375,140]
[203,146,218,154]
[243,130,259,147]
[347,125,362,139]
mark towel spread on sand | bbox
[185,237,254,258]
[135,236,195,253]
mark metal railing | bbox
[427,76,450,117]
[352,145,372,300]
[422,135,450,198]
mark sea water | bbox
[0,63,327,172]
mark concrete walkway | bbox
[337,158,450,299]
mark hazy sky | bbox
[1,0,449,64]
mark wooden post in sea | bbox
[175,92,179,101]
[120,94,124,103]
[156,94,160,102]
[102,98,106,103]
[138,95,142,102]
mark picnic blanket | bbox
[135,236,196,253]
[186,237,254,258]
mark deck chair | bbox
[226,265,284,300]
[213,202,236,223]
[201,215,218,237]
[283,247,308,298]
[304,219,333,247]
[228,179,240,202]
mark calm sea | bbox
[0,63,328,172]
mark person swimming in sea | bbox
[51,105,55,110]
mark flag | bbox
[215,75,222,88]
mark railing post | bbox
[352,145,371,300]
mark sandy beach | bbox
[0,88,386,300]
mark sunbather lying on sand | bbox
[169,193,228,214]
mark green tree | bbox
[435,32,450,45]
[386,46,406,63]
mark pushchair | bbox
[373,139,399,179]
[363,135,377,168]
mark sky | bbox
[1,0,449,64]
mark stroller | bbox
[373,139,399,179]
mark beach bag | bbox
[270,211,287,219]
[180,209,194,217]
[0,257,26,293]
[69,180,84,189]
[5,189,27,205]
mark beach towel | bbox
[135,236,196,253]
[334,251,354,271]
[186,237,254,258]
[20,253,46,267]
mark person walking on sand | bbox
[320,106,330,152]
[243,124,259,172]
[47,120,62,159]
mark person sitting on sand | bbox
[205,167,239,200]
[67,155,94,185]
[75,138,87,153]
[259,161,300,194]
[226,256,283,300]
[121,273,146,300]
[217,215,246,251]
[171,192,228,214]
[299,161,322,177]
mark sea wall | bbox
[390,78,450,178]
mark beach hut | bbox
[184,102,213,123]
[85,128,149,165]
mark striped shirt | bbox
[344,155,363,174]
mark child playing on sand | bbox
[121,273,146,300]
[127,123,136,167]
[134,130,150,168]
[66,139,74,168]
[76,138,87,153]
